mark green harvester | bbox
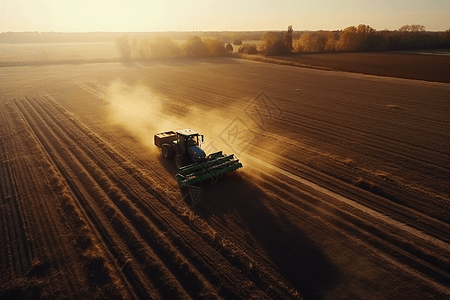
[154,129,242,187]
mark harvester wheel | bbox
[175,154,187,169]
[161,144,174,160]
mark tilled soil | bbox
[271,52,450,83]
[1,57,449,299]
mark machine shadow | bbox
[195,171,342,299]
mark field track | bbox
[1,58,450,299]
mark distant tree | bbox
[294,32,314,52]
[233,39,242,45]
[285,25,293,52]
[315,31,333,51]
[131,36,139,58]
[445,30,450,47]
[203,37,226,56]
[394,24,429,50]
[337,26,358,51]
[412,24,425,32]
[183,36,209,57]
[337,24,376,51]
[238,44,258,54]
[356,24,377,51]
[143,36,182,58]
[399,24,425,32]
[324,32,336,51]
[260,32,278,55]
[225,43,234,53]
[399,25,410,32]
[294,31,335,52]
[260,26,294,55]
[357,24,375,34]
[115,35,132,60]
[137,38,151,58]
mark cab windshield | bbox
[186,135,199,147]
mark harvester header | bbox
[154,129,242,187]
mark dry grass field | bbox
[1,44,449,299]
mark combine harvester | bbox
[154,129,243,189]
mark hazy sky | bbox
[1,0,449,32]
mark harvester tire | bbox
[161,144,175,160]
[175,154,187,169]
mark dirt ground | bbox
[271,52,450,83]
[1,56,449,299]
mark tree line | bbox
[115,35,230,59]
[114,24,450,60]
[262,24,450,55]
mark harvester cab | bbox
[175,129,205,164]
[154,129,243,187]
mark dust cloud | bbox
[105,80,180,151]
[104,79,229,154]
[103,79,283,180]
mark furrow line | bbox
[17,97,160,299]
[250,145,450,243]
[277,110,450,165]
[290,92,450,129]
[8,100,85,299]
[0,136,16,278]
[127,172,298,298]
[36,94,248,298]
[23,95,204,298]
[40,93,293,298]
[246,157,450,287]
[0,108,32,277]
[316,82,450,112]
[269,168,449,280]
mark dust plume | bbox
[104,80,183,151]
[104,79,234,154]
[104,80,229,154]
[103,79,283,181]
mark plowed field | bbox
[1,57,449,299]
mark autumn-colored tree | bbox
[399,24,426,32]
[337,26,359,51]
[285,25,293,52]
[139,36,182,58]
[293,32,310,52]
[294,31,335,52]
[130,36,139,59]
[183,36,209,57]
[137,38,151,58]
[260,26,294,55]
[324,33,336,51]
[238,44,258,54]
[203,38,226,56]
[260,32,279,55]
[337,24,376,51]
[115,35,132,60]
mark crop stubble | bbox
[1,92,297,298]
[1,58,450,299]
